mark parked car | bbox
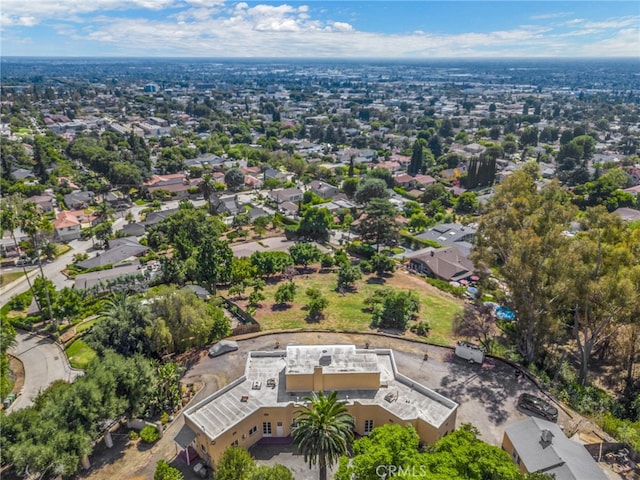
[454,341,486,364]
[517,393,558,422]
[208,340,239,357]
[14,257,36,266]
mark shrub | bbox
[140,425,160,443]
[359,260,373,274]
[129,430,140,441]
[411,321,431,337]
[425,277,466,297]
[320,253,334,269]
[160,412,170,425]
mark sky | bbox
[1,1,639,58]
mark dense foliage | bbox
[335,424,550,480]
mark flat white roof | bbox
[184,346,457,442]
[285,344,379,375]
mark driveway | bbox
[7,330,83,411]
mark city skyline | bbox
[2,1,639,58]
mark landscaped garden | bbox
[221,268,463,345]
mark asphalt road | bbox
[7,330,83,411]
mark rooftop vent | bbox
[240,396,249,403]
[252,381,262,390]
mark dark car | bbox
[208,340,239,358]
[517,393,558,422]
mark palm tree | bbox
[0,197,42,314]
[199,174,216,213]
[293,391,355,480]
[19,202,54,321]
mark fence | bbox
[220,297,261,336]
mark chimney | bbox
[540,429,554,448]
[430,250,434,256]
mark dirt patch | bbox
[8,354,24,395]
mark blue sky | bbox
[2,1,639,57]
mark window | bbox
[263,422,272,436]
[249,425,257,436]
[231,439,239,447]
[364,420,374,434]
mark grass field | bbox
[223,269,463,346]
[0,271,25,286]
[56,244,72,256]
[66,339,97,369]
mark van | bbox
[454,341,486,364]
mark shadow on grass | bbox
[271,303,292,311]
[366,276,387,285]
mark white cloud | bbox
[530,11,572,20]
[0,0,177,26]
[2,1,639,58]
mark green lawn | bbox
[0,271,25,286]
[56,244,72,257]
[65,339,96,369]
[76,317,100,334]
[224,270,463,345]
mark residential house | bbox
[27,193,55,213]
[263,168,294,184]
[142,208,180,227]
[12,168,35,180]
[143,173,198,200]
[279,201,299,218]
[121,222,146,237]
[393,173,416,189]
[209,193,244,216]
[53,210,98,242]
[623,185,640,197]
[413,174,437,188]
[626,166,640,185]
[502,417,607,480]
[64,191,95,210]
[182,285,211,301]
[244,175,263,189]
[613,207,640,222]
[406,247,475,283]
[177,345,457,468]
[415,223,476,256]
[76,237,149,269]
[268,188,304,205]
[74,263,141,289]
[247,207,269,221]
[308,180,339,199]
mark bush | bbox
[320,253,335,269]
[154,459,184,480]
[129,430,140,441]
[411,321,431,337]
[359,260,373,274]
[7,291,33,311]
[347,241,375,259]
[425,277,466,297]
[140,425,160,443]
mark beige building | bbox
[176,345,458,468]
